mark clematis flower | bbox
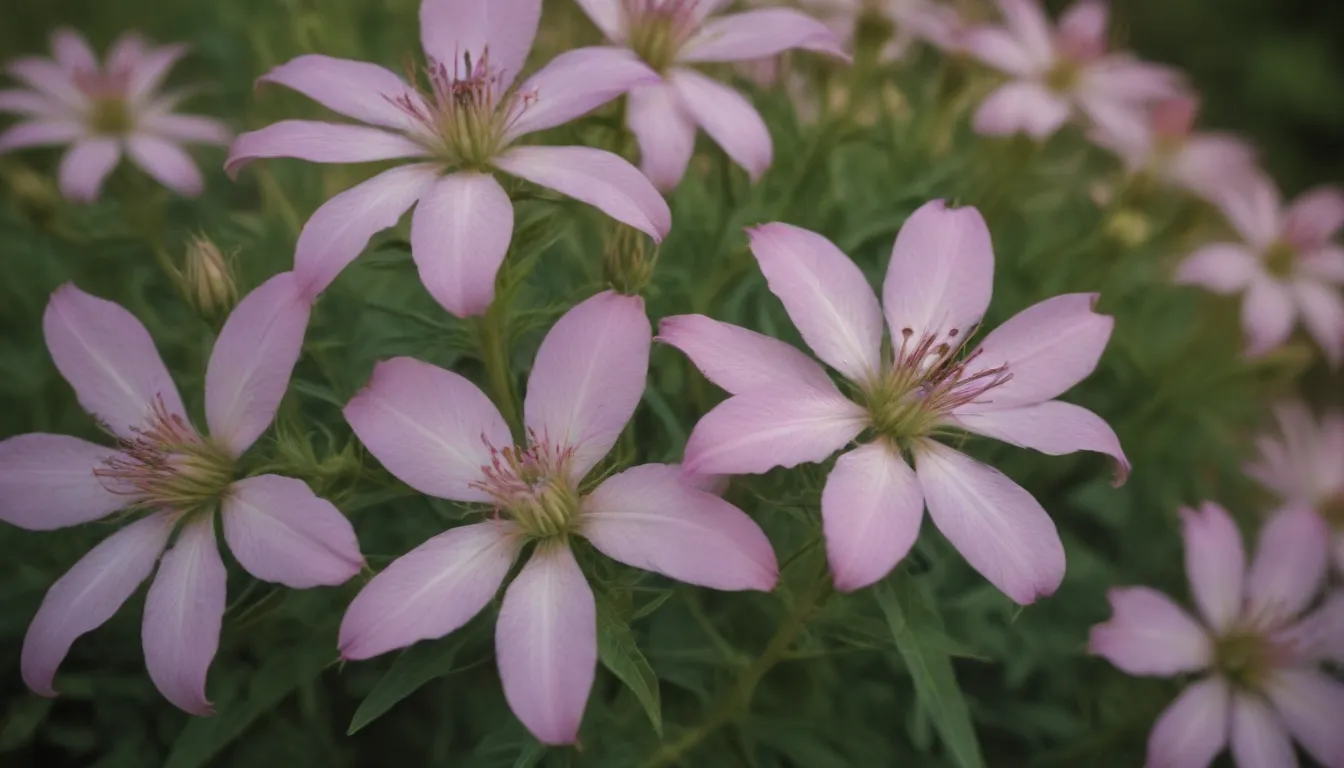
[1090,503,1344,768]
[965,0,1182,140]
[0,275,363,715]
[572,0,848,191]
[226,0,669,317]
[797,0,971,62]
[338,290,778,745]
[1246,402,1344,573]
[1176,174,1344,365]
[0,28,230,202]
[664,200,1127,602]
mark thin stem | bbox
[476,300,522,442]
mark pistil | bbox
[94,397,235,514]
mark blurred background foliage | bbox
[0,0,1340,767]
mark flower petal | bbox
[1088,587,1212,676]
[139,113,232,145]
[679,9,848,63]
[56,138,121,203]
[625,80,697,192]
[575,0,626,41]
[43,283,186,439]
[1178,502,1246,633]
[1242,277,1297,358]
[50,28,98,73]
[5,59,85,108]
[668,68,771,183]
[1229,693,1298,768]
[657,313,837,397]
[344,357,509,503]
[582,463,777,590]
[1175,243,1262,295]
[339,521,521,660]
[0,120,82,153]
[995,0,1056,69]
[682,388,868,476]
[523,291,651,481]
[505,47,657,140]
[746,222,883,382]
[1292,279,1344,367]
[410,172,513,318]
[0,433,124,531]
[224,120,428,178]
[20,513,173,697]
[222,474,362,588]
[1246,507,1328,627]
[256,55,424,132]
[125,136,204,196]
[1212,172,1282,251]
[822,442,924,592]
[953,400,1129,484]
[0,90,64,117]
[1056,0,1108,59]
[420,0,541,91]
[971,81,1071,139]
[142,516,226,715]
[1264,669,1344,768]
[496,544,596,745]
[493,145,670,241]
[1282,185,1344,249]
[964,28,1039,76]
[1301,244,1344,284]
[914,440,1065,604]
[883,199,995,344]
[125,43,187,105]
[292,163,439,299]
[1145,677,1230,768]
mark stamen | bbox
[468,429,581,539]
[624,0,703,71]
[93,395,234,512]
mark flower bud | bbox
[182,235,238,320]
[1104,209,1152,248]
[2,161,61,222]
[603,223,657,295]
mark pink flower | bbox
[573,0,848,190]
[338,290,778,745]
[965,0,1182,140]
[0,28,230,202]
[1090,503,1344,768]
[1176,174,1344,365]
[226,0,670,317]
[1246,402,1344,573]
[797,0,971,61]
[0,276,363,715]
[664,200,1127,602]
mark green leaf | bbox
[596,605,663,737]
[347,635,464,735]
[510,741,547,768]
[875,572,985,768]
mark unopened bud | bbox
[2,161,61,222]
[182,235,238,320]
[603,224,657,295]
[1105,208,1152,248]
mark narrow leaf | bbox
[596,606,663,737]
[346,636,463,735]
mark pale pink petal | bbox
[505,47,657,140]
[410,172,513,318]
[1264,669,1344,768]
[1175,244,1262,295]
[57,138,120,203]
[953,400,1129,484]
[883,200,995,344]
[679,9,848,63]
[1055,0,1107,60]
[50,29,98,73]
[292,163,439,299]
[224,121,429,178]
[139,113,231,145]
[1213,172,1283,251]
[142,516,226,715]
[913,440,1065,605]
[575,0,627,41]
[1170,135,1260,201]
[105,34,148,75]
[1289,591,1344,664]
[1229,693,1298,768]
[1246,507,1328,626]
[1292,279,1344,366]
[821,442,924,592]
[20,513,173,697]
[996,0,1056,69]
[204,271,310,455]
[0,433,124,531]
[344,357,509,503]
[657,314,836,396]
[1242,277,1297,358]
[1088,587,1212,676]
[1179,502,1245,633]
[256,55,423,132]
[1300,244,1344,284]
[746,222,882,382]
[0,120,83,152]
[972,81,1071,139]
[125,44,187,104]
[626,80,697,192]
[420,0,541,91]
[1145,677,1230,768]
[964,293,1113,410]
[339,521,521,659]
[1282,185,1344,249]
[126,135,203,196]
[682,388,868,476]
[581,463,778,591]
[523,291,651,481]
[964,28,1040,76]
[496,544,596,745]
[0,90,64,117]
[1078,58,1184,103]
[668,68,772,183]
[222,474,362,588]
[43,283,187,438]
[493,145,670,241]
[5,59,85,108]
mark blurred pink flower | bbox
[0,28,230,201]
[798,0,971,62]
[664,200,1127,602]
[1246,402,1344,573]
[338,291,777,745]
[965,0,1182,140]
[573,0,848,190]
[1176,174,1344,364]
[1090,503,1344,768]
[227,0,669,316]
[0,276,362,715]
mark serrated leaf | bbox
[596,606,663,737]
[875,572,985,768]
[347,635,464,735]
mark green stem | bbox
[477,301,522,442]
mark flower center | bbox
[471,432,582,540]
[1044,62,1080,94]
[625,0,700,72]
[1263,240,1297,279]
[88,98,133,135]
[73,67,135,135]
[1214,629,1276,691]
[93,397,235,514]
